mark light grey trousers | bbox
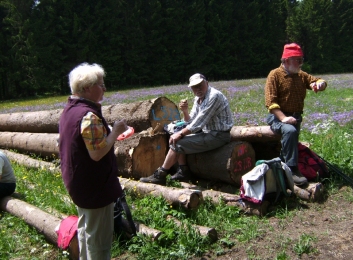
[77,202,114,260]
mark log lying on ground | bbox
[166,215,218,242]
[102,97,180,133]
[0,196,79,260]
[119,178,203,210]
[180,182,268,216]
[135,222,163,241]
[230,125,281,143]
[292,182,324,202]
[0,132,59,158]
[114,132,168,179]
[187,141,255,186]
[0,109,62,133]
[0,97,179,133]
[1,149,60,173]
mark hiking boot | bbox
[292,169,308,186]
[171,165,191,182]
[140,167,168,185]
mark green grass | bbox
[1,74,353,259]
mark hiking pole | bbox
[317,155,353,187]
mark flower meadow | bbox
[1,73,353,132]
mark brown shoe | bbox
[140,167,168,185]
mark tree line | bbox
[0,0,352,100]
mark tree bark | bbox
[230,125,281,142]
[114,133,168,179]
[135,222,163,241]
[1,149,60,173]
[187,141,255,186]
[292,182,324,202]
[0,97,179,133]
[0,132,59,158]
[102,97,180,133]
[119,178,203,210]
[0,109,62,133]
[0,196,79,260]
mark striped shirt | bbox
[265,65,321,113]
[81,112,108,151]
[187,86,234,133]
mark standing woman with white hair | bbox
[59,63,128,259]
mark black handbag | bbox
[113,192,137,239]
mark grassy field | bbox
[0,73,353,259]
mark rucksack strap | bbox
[259,157,291,202]
[114,193,137,236]
[270,162,291,201]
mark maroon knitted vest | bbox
[59,98,122,208]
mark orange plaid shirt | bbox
[265,65,321,113]
[81,112,108,151]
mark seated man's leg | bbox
[267,114,307,185]
[170,131,230,181]
[267,114,299,166]
[140,131,230,184]
[139,148,179,185]
[280,123,299,168]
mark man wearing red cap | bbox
[265,43,327,186]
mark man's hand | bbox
[316,80,327,91]
[282,116,297,125]
[310,79,326,93]
[169,132,182,146]
[179,99,189,113]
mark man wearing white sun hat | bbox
[140,73,234,185]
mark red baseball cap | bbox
[282,43,303,59]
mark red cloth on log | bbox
[56,215,78,249]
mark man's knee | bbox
[281,124,298,136]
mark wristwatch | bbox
[180,131,184,138]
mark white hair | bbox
[68,63,105,94]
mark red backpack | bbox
[298,143,329,181]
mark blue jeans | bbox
[266,114,302,167]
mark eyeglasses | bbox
[97,83,106,88]
[288,58,304,64]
